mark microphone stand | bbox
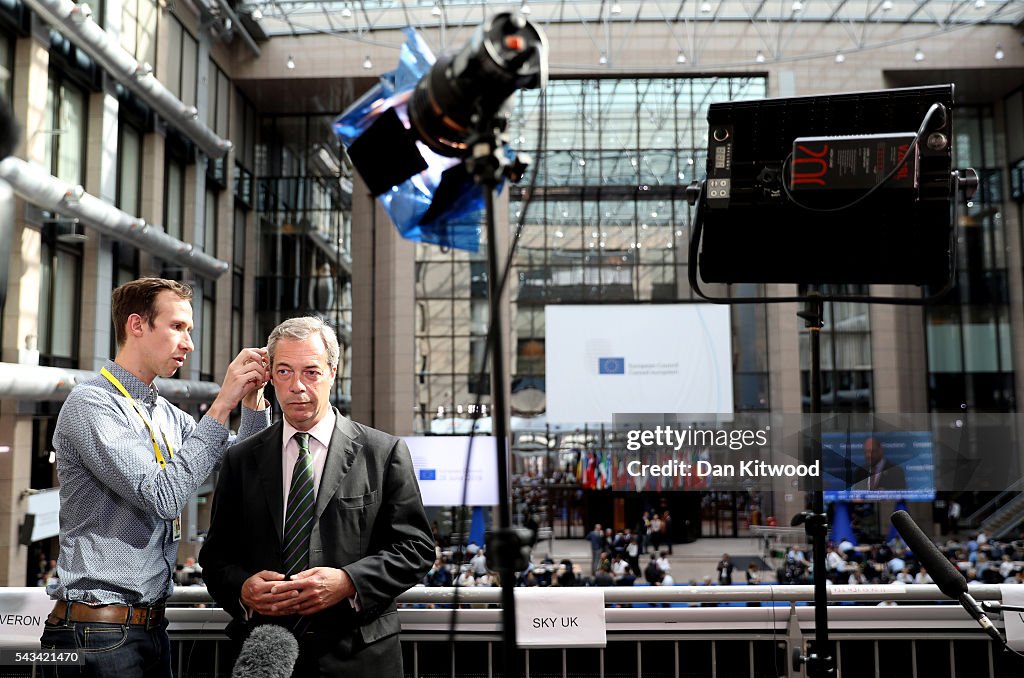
[792,291,834,678]
[464,105,530,678]
[685,165,979,678]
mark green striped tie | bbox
[283,433,315,576]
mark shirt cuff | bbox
[240,403,272,426]
[239,597,253,621]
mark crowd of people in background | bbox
[420,520,1024,594]
[792,528,1024,587]
[421,518,690,590]
[34,507,1024,595]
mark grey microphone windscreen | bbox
[891,509,966,600]
[231,623,300,678]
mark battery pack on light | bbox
[791,133,918,192]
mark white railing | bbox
[3,585,1021,677]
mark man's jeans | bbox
[38,617,171,678]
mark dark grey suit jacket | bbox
[199,409,434,675]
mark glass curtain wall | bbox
[413,77,770,537]
[926,106,1013,412]
[255,114,352,411]
[232,92,256,356]
[799,288,874,413]
[119,0,158,68]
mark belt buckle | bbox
[132,605,149,629]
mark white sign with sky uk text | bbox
[514,587,606,648]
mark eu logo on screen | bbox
[598,357,625,374]
[419,469,436,481]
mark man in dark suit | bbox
[200,316,434,677]
[857,437,906,491]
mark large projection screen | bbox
[545,304,733,423]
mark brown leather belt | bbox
[48,600,166,630]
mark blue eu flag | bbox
[598,357,625,374]
[419,469,437,480]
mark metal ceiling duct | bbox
[0,363,221,402]
[0,157,229,279]
[21,0,232,158]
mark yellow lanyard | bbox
[101,367,175,469]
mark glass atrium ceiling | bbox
[239,0,1023,39]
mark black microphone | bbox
[891,510,1003,645]
[231,623,300,678]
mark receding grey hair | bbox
[267,316,340,370]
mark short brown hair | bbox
[111,277,193,347]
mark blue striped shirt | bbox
[50,360,270,605]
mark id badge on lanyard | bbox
[101,367,181,541]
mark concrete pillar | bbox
[0,33,49,585]
[350,177,415,435]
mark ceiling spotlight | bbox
[611,2,622,14]
[700,0,712,12]
[286,55,295,70]
[676,50,687,64]
[994,44,1005,60]
[520,1,532,14]
[362,55,373,69]
[914,47,924,62]
[835,50,846,63]
[791,0,802,12]
[431,3,442,16]
[341,5,352,18]
[250,8,263,20]
[974,0,985,8]
[881,0,893,10]
[755,49,766,63]
[598,50,608,65]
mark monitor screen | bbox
[821,430,936,501]
[404,435,501,506]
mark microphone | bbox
[891,510,1003,646]
[231,623,300,678]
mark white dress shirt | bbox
[281,409,336,532]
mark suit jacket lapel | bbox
[315,408,361,521]
[256,422,285,544]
